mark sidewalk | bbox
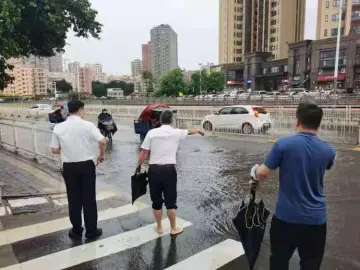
[0,149,66,216]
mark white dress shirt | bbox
[141,125,188,165]
[50,115,104,163]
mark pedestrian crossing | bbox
[0,192,247,270]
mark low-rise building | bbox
[218,33,360,91]
[107,88,124,99]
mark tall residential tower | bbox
[219,0,305,64]
[316,0,360,40]
[151,24,178,83]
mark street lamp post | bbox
[198,63,202,95]
[334,0,343,97]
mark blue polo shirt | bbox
[265,132,336,225]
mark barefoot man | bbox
[137,110,204,236]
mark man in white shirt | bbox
[50,100,107,240]
[137,110,204,236]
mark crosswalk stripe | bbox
[52,191,117,206]
[164,239,245,270]
[2,218,193,270]
[0,202,148,246]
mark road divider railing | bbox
[1,105,360,147]
[0,118,59,163]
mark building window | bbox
[271,20,277,25]
[270,37,276,43]
[284,65,288,72]
[295,60,300,75]
[332,14,339,21]
[235,57,242,62]
[331,27,344,36]
[271,66,280,73]
[271,28,276,34]
[326,0,330,7]
[325,15,328,22]
[319,49,347,67]
[263,68,268,75]
[352,10,360,19]
[333,0,340,6]
[324,29,328,36]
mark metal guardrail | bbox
[3,95,360,106]
[0,119,59,162]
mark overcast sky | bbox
[64,0,318,75]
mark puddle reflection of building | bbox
[148,238,178,269]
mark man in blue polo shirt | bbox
[250,103,336,270]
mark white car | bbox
[201,105,272,134]
[28,104,53,117]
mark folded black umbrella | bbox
[131,171,148,204]
[233,189,270,270]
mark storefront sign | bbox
[226,80,242,85]
[317,73,346,82]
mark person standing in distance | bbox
[137,110,204,236]
[50,100,107,240]
[249,103,336,270]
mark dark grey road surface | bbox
[97,123,360,270]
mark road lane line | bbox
[52,191,117,206]
[2,218,192,270]
[164,239,245,270]
[0,202,148,246]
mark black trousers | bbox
[270,216,327,270]
[148,164,177,210]
[62,160,98,234]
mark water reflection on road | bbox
[97,122,360,270]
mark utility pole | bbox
[333,0,343,97]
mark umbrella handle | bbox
[250,188,256,202]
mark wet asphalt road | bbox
[94,120,360,270]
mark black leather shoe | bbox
[85,228,103,240]
[68,229,82,240]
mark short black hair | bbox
[160,110,173,125]
[296,102,323,130]
[68,100,85,114]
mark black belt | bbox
[149,164,175,168]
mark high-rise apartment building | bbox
[79,67,93,94]
[68,62,81,91]
[3,65,34,96]
[219,0,305,64]
[85,63,107,83]
[131,59,143,78]
[142,42,152,72]
[316,0,360,40]
[49,53,63,72]
[151,24,178,83]
[33,68,48,96]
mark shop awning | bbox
[317,73,346,82]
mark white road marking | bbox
[52,191,117,206]
[0,202,148,246]
[164,239,245,270]
[0,206,6,216]
[8,197,48,208]
[2,218,192,270]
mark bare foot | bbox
[155,226,164,234]
[170,227,184,236]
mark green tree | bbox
[158,69,186,97]
[142,71,154,97]
[206,71,225,93]
[56,79,72,93]
[0,0,102,90]
[92,81,107,97]
[68,91,79,100]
